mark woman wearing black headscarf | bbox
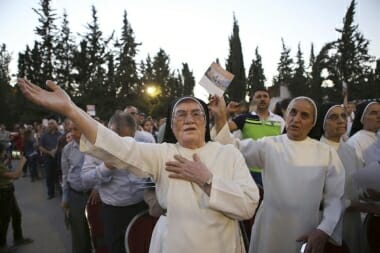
[18,78,259,253]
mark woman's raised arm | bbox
[18,78,98,144]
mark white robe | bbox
[80,123,259,253]
[347,130,377,164]
[213,124,345,253]
[321,137,363,253]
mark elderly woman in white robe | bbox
[309,103,380,253]
[347,101,380,164]
[209,96,345,253]
[18,78,260,253]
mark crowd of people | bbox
[0,77,378,253]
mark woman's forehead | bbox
[290,100,314,112]
[174,100,202,111]
[328,106,344,114]
[367,103,380,111]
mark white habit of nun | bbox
[321,137,364,253]
[347,130,378,164]
[80,123,259,253]
[213,124,345,253]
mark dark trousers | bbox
[10,189,23,241]
[68,189,92,253]
[27,155,39,180]
[0,186,12,247]
[101,201,147,253]
[0,184,23,247]
[44,156,56,197]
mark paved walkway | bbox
[6,162,71,253]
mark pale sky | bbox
[1,0,379,100]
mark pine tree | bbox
[115,10,140,102]
[140,55,153,84]
[335,0,374,99]
[273,38,293,89]
[150,49,173,116]
[74,5,111,119]
[225,15,246,102]
[289,43,308,97]
[54,10,76,96]
[247,47,266,97]
[33,0,57,81]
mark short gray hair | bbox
[108,110,137,136]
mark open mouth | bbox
[288,125,300,130]
[184,127,197,132]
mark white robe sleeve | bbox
[80,122,163,181]
[317,149,345,244]
[212,123,265,168]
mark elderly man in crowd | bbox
[81,111,147,253]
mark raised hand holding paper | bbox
[199,62,234,97]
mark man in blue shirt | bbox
[39,119,61,199]
[61,122,92,253]
[81,111,147,253]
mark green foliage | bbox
[335,0,374,100]
[4,0,378,127]
[288,43,308,97]
[115,10,141,105]
[0,44,14,126]
[54,11,76,96]
[247,47,266,97]
[225,15,246,102]
[181,63,195,96]
[32,0,57,81]
[309,42,336,104]
[274,38,293,88]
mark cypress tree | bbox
[289,43,308,97]
[247,46,266,97]
[115,10,140,102]
[225,15,246,102]
[181,63,195,96]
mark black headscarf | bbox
[163,96,211,144]
[349,101,379,137]
[309,102,340,140]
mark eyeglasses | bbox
[173,110,205,121]
[327,113,347,121]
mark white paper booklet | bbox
[199,62,234,97]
